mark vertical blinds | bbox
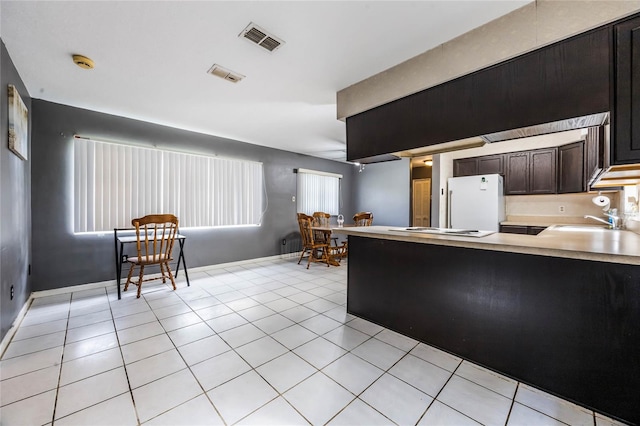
[296,169,341,215]
[74,138,263,233]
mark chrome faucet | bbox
[584,214,620,229]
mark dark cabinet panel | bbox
[505,152,530,195]
[585,126,605,185]
[528,226,548,235]
[530,148,557,194]
[558,142,585,193]
[453,158,478,177]
[347,236,640,424]
[500,225,529,234]
[478,154,505,175]
[453,154,505,177]
[462,146,586,195]
[347,27,611,162]
[613,15,640,164]
[500,225,548,235]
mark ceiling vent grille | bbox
[207,64,245,83]
[239,22,284,52]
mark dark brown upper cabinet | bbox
[585,126,605,185]
[530,148,558,194]
[453,154,504,177]
[558,142,585,193]
[478,154,504,175]
[613,15,640,164]
[453,157,479,177]
[505,152,530,195]
[503,149,557,195]
[346,27,611,163]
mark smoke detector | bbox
[72,54,94,69]
[239,22,284,52]
[207,64,245,83]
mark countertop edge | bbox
[333,226,640,265]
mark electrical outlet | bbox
[10,285,14,300]
[559,205,565,213]
[292,196,296,203]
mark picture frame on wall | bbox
[8,84,28,160]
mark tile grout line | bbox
[108,285,145,426]
[504,381,520,426]
[50,293,73,425]
[412,357,477,425]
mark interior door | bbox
[412,178,431,227]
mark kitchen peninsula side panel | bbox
[347,236,640,425]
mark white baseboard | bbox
[32,279,114,299]
[32,253,302,297]
[0,294,34,358]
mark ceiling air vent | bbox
[239,22,284,52]
[207,64,245,83]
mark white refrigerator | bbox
[447,174,505,231]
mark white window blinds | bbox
[296,169,341,215]
[74,138,263,233]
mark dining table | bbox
[311,224,352,266]
[113,228,190,299]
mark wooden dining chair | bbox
[353,211,374,226]
[297,213,331,269]
[124,214,179,298]
[312,211,331,226]
[312,211,337,245]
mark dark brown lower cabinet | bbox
[500,225,547,235]
[500,225,528,234]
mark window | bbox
[74,137,263,233]
[296,168,341,215]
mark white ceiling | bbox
[0,1,530,162]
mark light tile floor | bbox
[0,257,629,425]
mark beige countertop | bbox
[332,225,640,265]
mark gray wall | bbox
[352,158,410,227]
[1,41,32,340]
[31,100,355,291]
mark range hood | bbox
[591,164,640,188]
[393,112,610,162]
[479,112,610,143]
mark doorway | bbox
[412,178,431,227]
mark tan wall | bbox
[337,0,640,120]
[505,192,620,221]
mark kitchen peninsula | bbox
[338,226,640,424]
